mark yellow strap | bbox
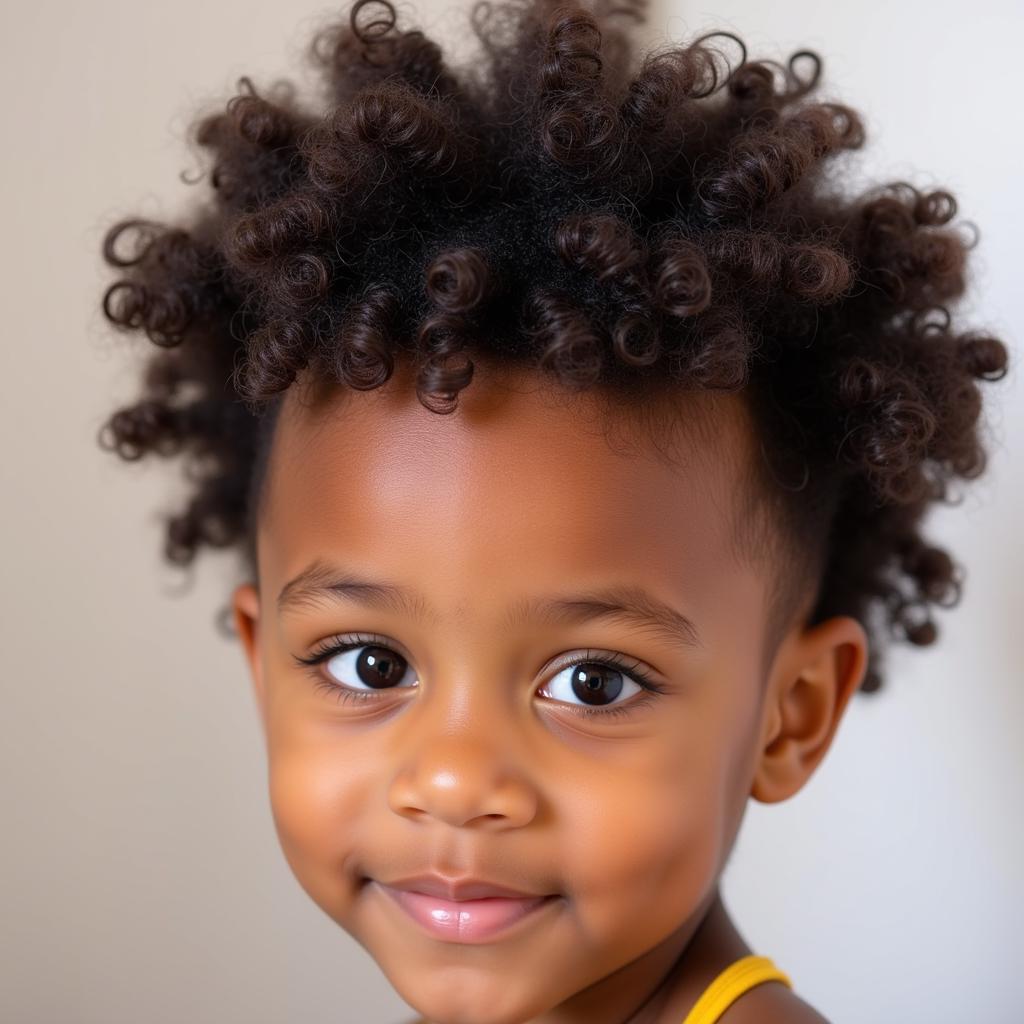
[680,955,793,1024]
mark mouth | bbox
[370,880,561,944]
[373,870,557,902]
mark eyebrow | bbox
[277,559,703,653]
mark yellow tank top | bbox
[679,955,793,1024]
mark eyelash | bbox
[292,632,668,720]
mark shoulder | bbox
[717,979,831,1024]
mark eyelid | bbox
[293,630,409,668]
[543,648,664,690]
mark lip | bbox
[378,872,553,902]
[376,881,559,943]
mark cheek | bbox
[264,723,372,912]
[555,739,728,946]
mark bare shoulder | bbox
[717,979,831,1024]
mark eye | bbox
[538,650,664,720]
[293,637,666,719]
[323,644,417,691]
[293,633,417,706]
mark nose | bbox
[386,732,540,830]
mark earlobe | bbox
[750,615,869,804]
[230,582,265,727]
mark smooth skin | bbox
[231,355,867,1024]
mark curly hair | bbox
[96,0,1009,693]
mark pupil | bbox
[356,646,406,689]
[571,664,623,706]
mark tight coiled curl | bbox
[96,0,1009,693]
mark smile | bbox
[375,882,561,943]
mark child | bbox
[95,0,1009,1021]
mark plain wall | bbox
[1,1,1020,1021]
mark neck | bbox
[621,887,754,1024]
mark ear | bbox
[750,615,869,804]
[231,582,266,731]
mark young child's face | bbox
[231,358,851,1023]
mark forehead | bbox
[258,360,759,617]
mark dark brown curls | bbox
[535,5,619,170]
[695,101,866,221]
[611,311,661,367]
[651,236,712,318]
[525,286,606,388]
[222,77,301,149]
[425,248,494,313]
[328,284,402,391]
[554,211,646,286]
[350,81,465,177]
[96,0,1010,696]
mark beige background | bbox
[2,1,1021,1021]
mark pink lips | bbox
[377,882,557,942]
